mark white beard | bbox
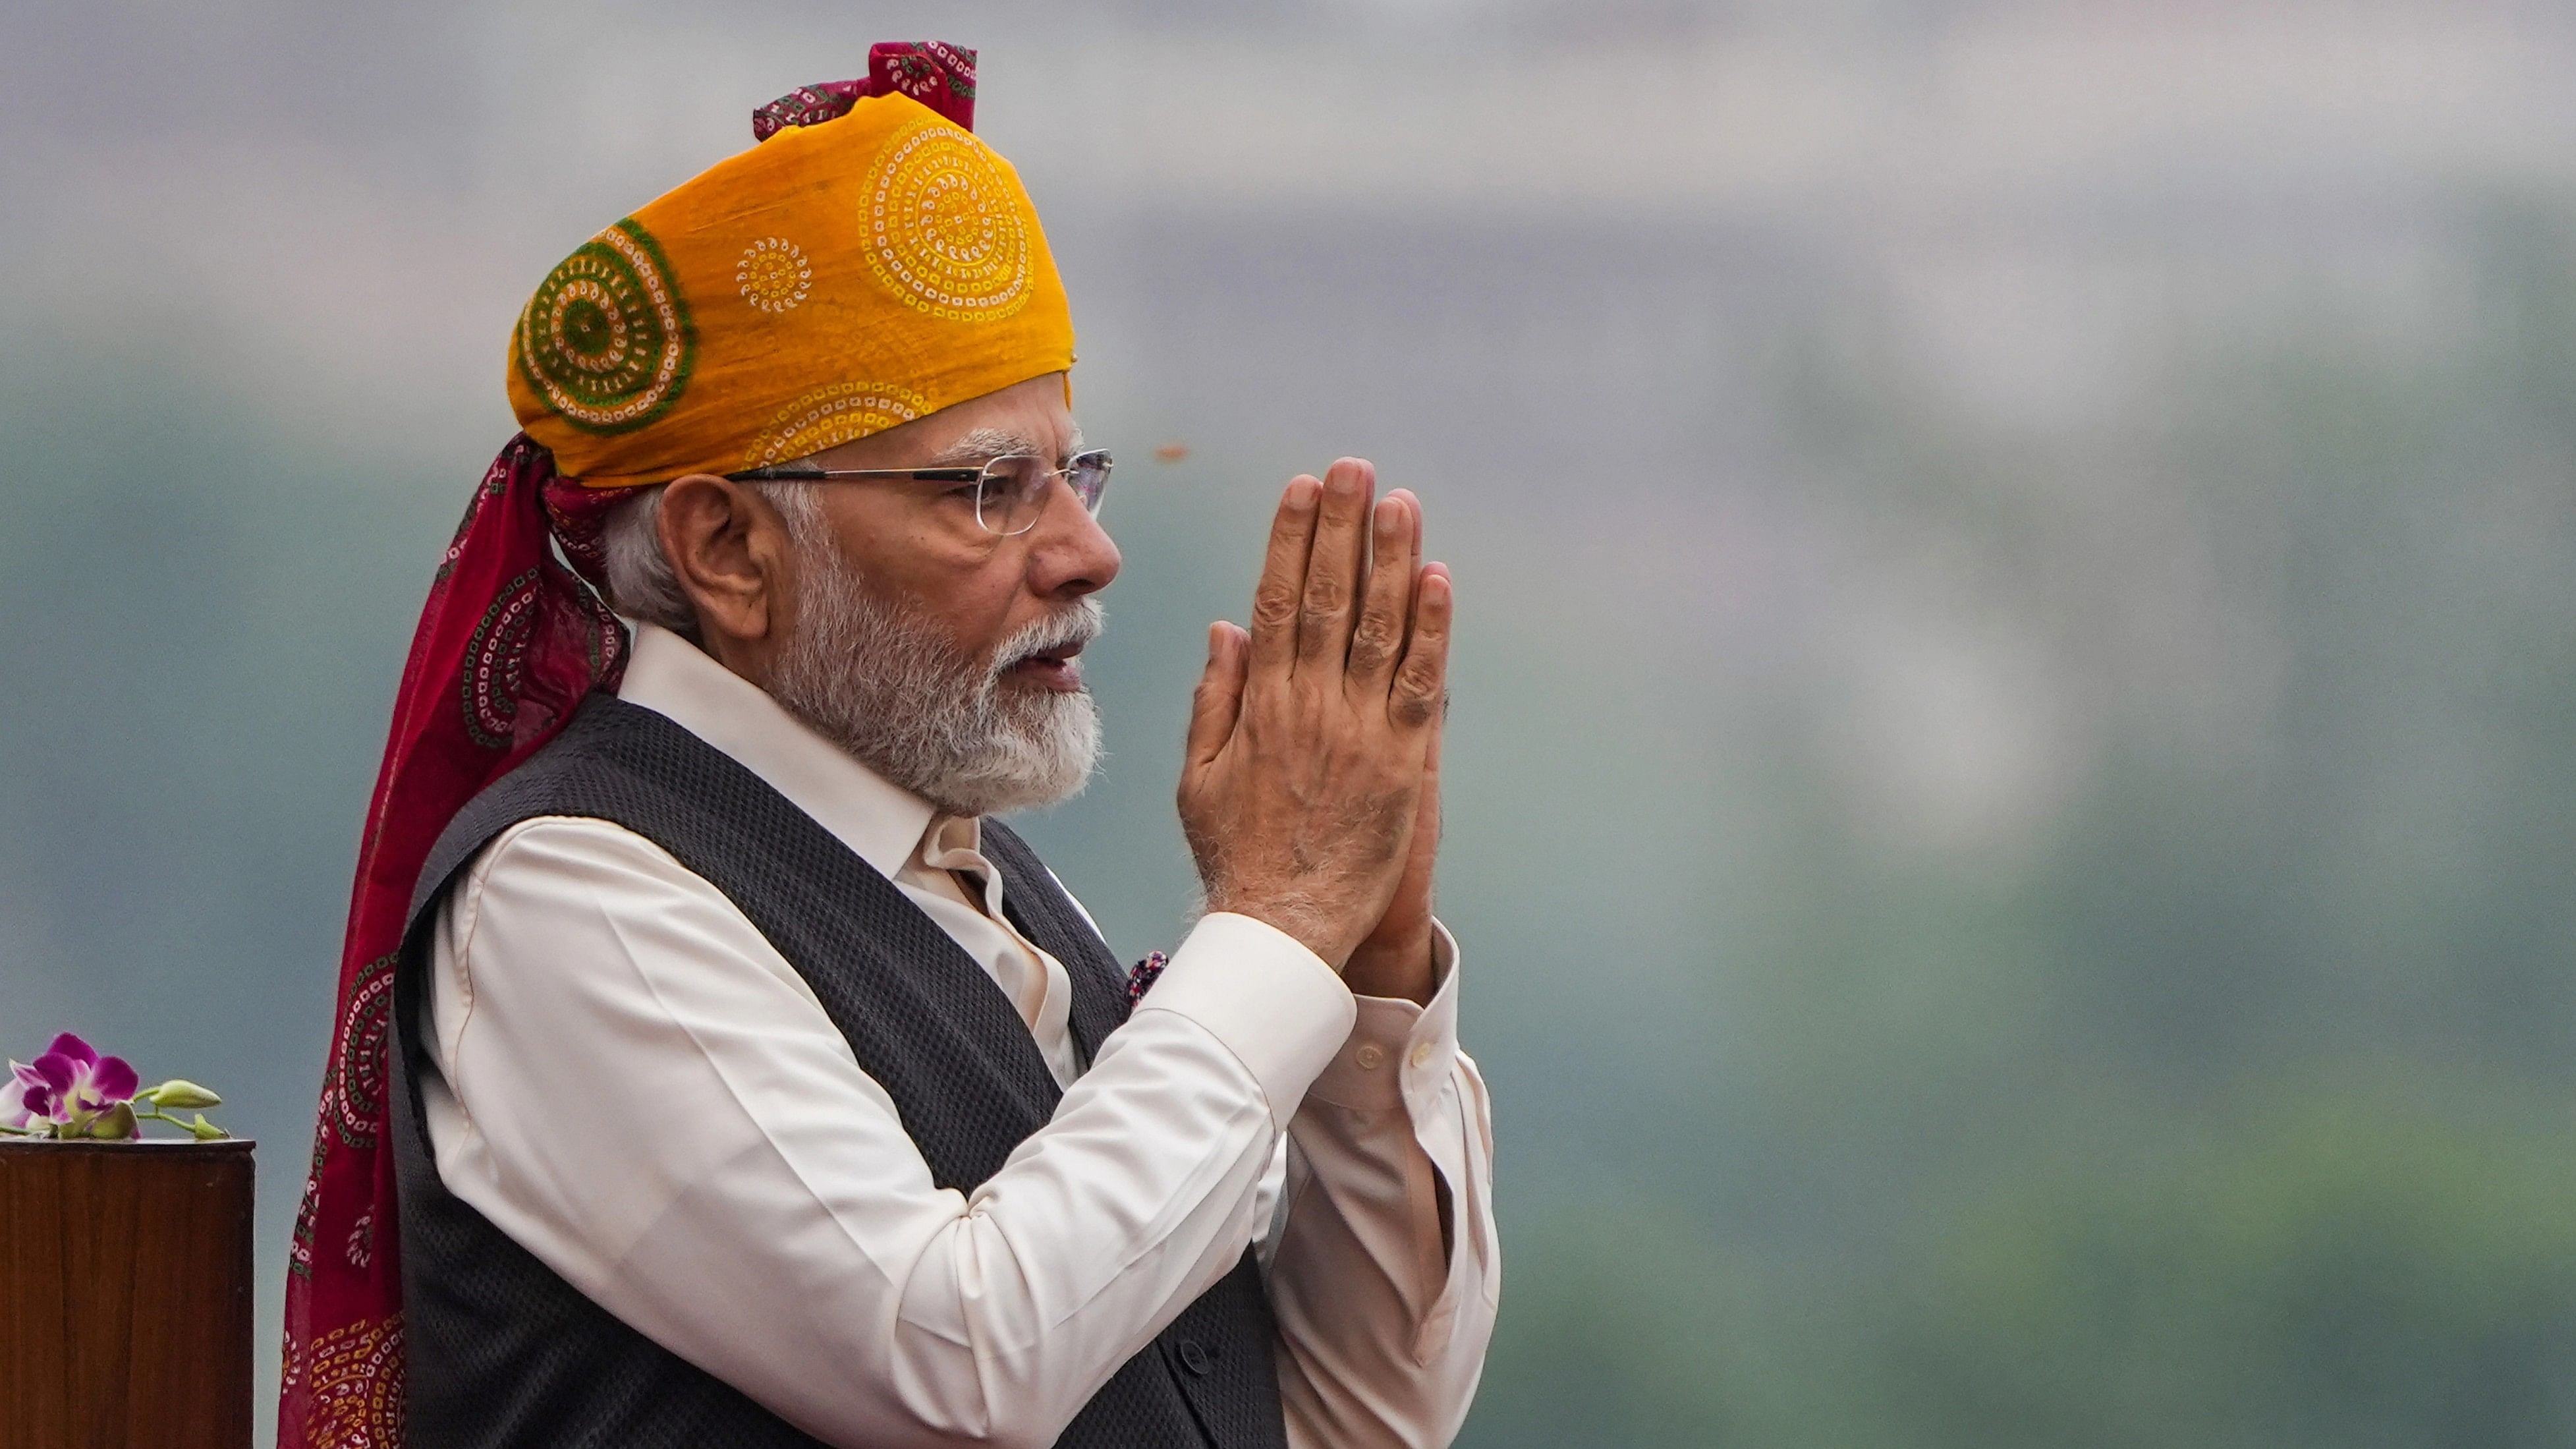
[766,537,1104,818]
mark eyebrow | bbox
[924,424,1084,468]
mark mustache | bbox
[991,598,1106,673]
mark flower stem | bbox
[133,1106,227,1139]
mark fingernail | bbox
[1374,497,1401,534]
[1286,477,1320,510]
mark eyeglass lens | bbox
[974,451,1113,536]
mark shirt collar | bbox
[614,621,938,880]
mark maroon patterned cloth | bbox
[279,436,626,1447]
[752,41,976,142]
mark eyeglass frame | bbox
[723,448,1114,538]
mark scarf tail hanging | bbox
[276,436,625,1446]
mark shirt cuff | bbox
[1305,918,1461,1113]
[1133,911,1357,1129]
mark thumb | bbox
[1185,621,1250,766]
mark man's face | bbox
[754,371,1119,816]
[793,370,1117,691]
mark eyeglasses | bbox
[725,449,1113,537]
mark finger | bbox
[1345,494,1418,691]
[1297,458,1375,669]
[1383,488,1426,652]
[1247,476,1322,676]
[1390,563,1451,731]
[1185,621,1251,766]
[1386,488,1422,550]
[1410,677,1444,842]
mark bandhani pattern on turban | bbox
[278,43,1075,1447]
[510,41,1069,490]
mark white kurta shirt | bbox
[416,623,1499,1449]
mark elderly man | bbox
[279,44,1497,1449]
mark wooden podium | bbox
[0,1139,255,1449]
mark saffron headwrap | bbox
[512,40,1070,490]
[279,43,1077,1446]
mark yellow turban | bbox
[507,86,1074,489]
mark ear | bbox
[656,473,797,676]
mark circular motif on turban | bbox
[516,219,694,434]
[862,122,1032,323]
[737,237,812,313]
[742,382,934,469]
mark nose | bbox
[1023,477,1121,600]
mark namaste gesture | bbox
[1180,458,1453,999]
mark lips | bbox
[994,602,1103,695]
[1005,639,1086,692]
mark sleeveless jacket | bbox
[387,693,1288,1448]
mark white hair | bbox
[598,481,824,640]
[601,417,1086,629]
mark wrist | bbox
[1341,930,1436,1004]
[1202,888,1354,971]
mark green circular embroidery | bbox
[515,218,694,434]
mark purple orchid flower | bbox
[1,1032,141,1138]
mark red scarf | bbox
[275,438,621,1445]
[276,47,979,1446]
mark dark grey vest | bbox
[387,693,1287,1448]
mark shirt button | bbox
[1353,1044,1385,1070]
[1409,1041,1434,1069]
[1177,1338,1213,1376]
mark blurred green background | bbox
[7,3,2576,1444]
